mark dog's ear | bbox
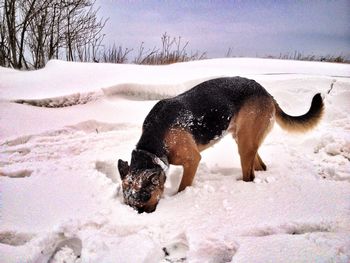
[118,159,129,180]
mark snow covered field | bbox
[0,58,349,262]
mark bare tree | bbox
[101,44,132,64]
[0,0,107,69]
[0,1,9,66]
[1,0,17,67]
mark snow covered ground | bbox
[0,58,349,262]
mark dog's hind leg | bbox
[254,153,267,171]
[234,97,274,181]
[236,135,258,182]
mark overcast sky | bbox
[96,0,350,58]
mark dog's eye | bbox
[151,176,159,185]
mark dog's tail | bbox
[274,93,324,133]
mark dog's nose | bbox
[130,190,151,202]
[136,205,156,213]
[145,206,156,213]
[139,191,151,202]
[137,207,145,213]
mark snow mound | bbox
[1,58,349,101]
[9,79,207,107]
[101,81,201,101]
[312,132,350,182]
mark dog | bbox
[118,77,324,213]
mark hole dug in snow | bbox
[95,160,119,183]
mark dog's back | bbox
[137,77,271,154]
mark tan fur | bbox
[254,153,267,171]
[144,187,164,213]
[234,97,275,181]
[164,128,201,192]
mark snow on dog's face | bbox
[118,159,166,213]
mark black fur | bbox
[118,159,129,180]
[135,77,271,163]
[277,93,323,126]
[130,149,160,172]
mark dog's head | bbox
[118,151,167,213]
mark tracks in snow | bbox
[242,221,334,237]
[0,120,138,175]
[0,231,35,246]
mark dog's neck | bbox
[136,149,169,171]
[131,148,169,172]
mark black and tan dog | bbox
[118,77,324,213]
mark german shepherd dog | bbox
[118,77,324,213]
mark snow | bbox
[0,58,349,262]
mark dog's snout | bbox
[139,191,151,202]
[129,190,151,202]
[137,207,145,213]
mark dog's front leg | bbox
[178,153,201,192]
[164,128,202,192]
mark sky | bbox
[96,0,350,59]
